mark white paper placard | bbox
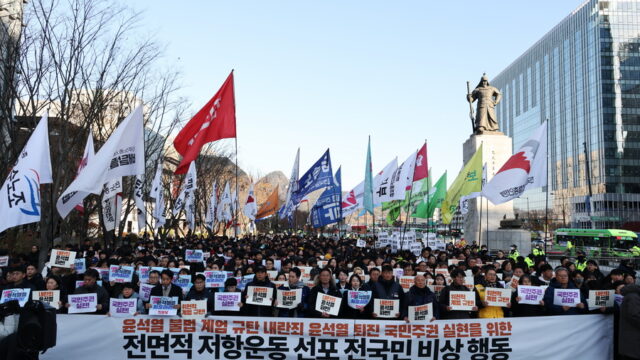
[148,296,178,316]
[246,286,273,306]
[373,298,400,318]
[0,288,31,307]
[588,290,615,309]
[517,285,545,305]
[181,300,207,319]
[214,292,241,312]
[449,291,475,311]
[553,289,581,307]
[33,290,60,309]
[408,303,433,322]
[276,288,302,309]
[49,249,76,268]
[315,293,341,316]
[484,287,511,307]
[110,298,137,317]
[68,293,97,313]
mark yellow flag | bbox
[440,144,483,224]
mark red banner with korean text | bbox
[41,315,612,360]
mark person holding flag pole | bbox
[400,141,428,246]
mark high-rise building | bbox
[492,0,640,231]
[0,0,24,152]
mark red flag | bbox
[173,71,236,174]
[413,143,428,181]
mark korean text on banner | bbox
[149,296,178,316]
[41,314,613,360]
[181,300,207,319]
[33,290,60,309]
[588,290,615,309]
[449,291,475,311]
[553,289,581,307]
[1,288,31,307]
[110,298,137,317]
[485,288,511,307]
[517,285,545,305]
[347,291,371,309]
[109,265,134,283]
[204,271,227,288]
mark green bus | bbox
[552,228,638,257]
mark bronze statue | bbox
[467,74,502,134]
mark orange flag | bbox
[256,187,279,220]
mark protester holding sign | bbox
[340,274,371,319]
[371,265,404,320]
[276,267,309,318]
[45,275,67,311]
[402,274,438,322]
[511,275,546,317]
[440,269,480,319]
[185,274,215,315]
[544,267,585,315]
[307,268,341,318]
[475,268,510,318]
[109,282,144,316]
[71,268,109,314]
[241,266,275,317]
[147,269,183,311]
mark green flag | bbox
[412,171,447,219]
[363,136,374,215]
[440,144,483,224]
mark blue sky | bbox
[131,0,583,189]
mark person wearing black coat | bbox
[340,274,372,319]
[241,266,275,317]
[439,269,481,320]
[402,275,439,321]
[307,268,342,318]
[146,269,183,313]
[371,265,405,320]
[510,275,546,317]
[185,274,215,315]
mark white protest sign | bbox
[276,288,302,309]
[508,275,520,292]
[75,280,103,288]
[33,290,60,309]
[109,298,137,317]
[214,292,241,312]
[68,293,97,313]
[173,275,192,294]
[0,256,8,267]
[181,300,207,319]
[463,277,475,290]
[517,285,545,305]
[138,266,150,283]
[347,290,371,309]
[0,288,31,307]
[356,239,366,248]
[148,296,178,316]
[484,287,511,307]
[74,258,86,274]
[315,293,341,316]
[449,291,475,311]
[399,276,415,293]
[373,298,400,318]
[392,268,404,279]
[246,286,273,306]
[266,270,278,280]
[185,250,204,263]
[204,271,227,288]
[553,289,581,307]
[588,290,615,309]
[408,303,433,322]
[139,283,154,302]
[49,249,76,268]
[410,242,422,256]
[109,265,134,283]
[298,267,313,281]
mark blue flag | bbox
[292,149,333,205]
[311,167,342,228]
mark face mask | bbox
[347,264,353,269]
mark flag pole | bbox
[544,118,550,253]
[232,69,239,240]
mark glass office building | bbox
[492,0,640,231]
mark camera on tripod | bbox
[0,299,57,360]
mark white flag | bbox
[185,191,195,231]
[102,192,122,232]
[341,181,364,217]
[388,150,417,201]
[173,161,197,216]
[217,183,232,222]
[149,161,162,200]
[373,158,398,204]
[230,191,238,218]
[243,183,257,220]
[280,148,300,217]
[74,132,95,213]
[153,186,165,229]
[57,106,145,218]
[205,182,217,229]
[0,115,52,232]
[134,174,146,232]
[482,121,547,205]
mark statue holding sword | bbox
[466,73,502,134]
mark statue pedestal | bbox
[462,134,514,246]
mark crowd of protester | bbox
[2,234,640,358]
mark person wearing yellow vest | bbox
[508,245,520,261]
[476,268,509,318]
[631,245,640,257]
[566,240,574,255]
[575,251,587,272]
[532,244,545,258]
[524,255,535,269]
